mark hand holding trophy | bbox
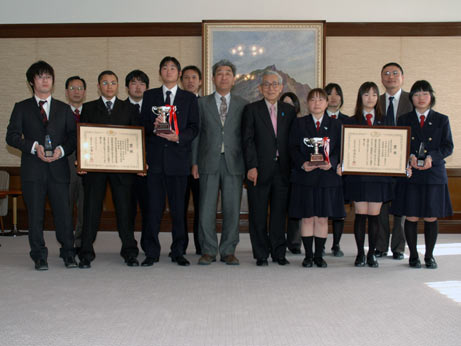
[152,105,178,135]
[303,137,330,166]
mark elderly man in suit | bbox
[377,62,413,260]
[140,56,199,267]
[6,61,77,270]
[242,70,296,266]
[191,60,247,265]
[78,70,140,269]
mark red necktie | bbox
[331,114,337,119]
[74,109,80,123]
[39,100,48,125]
[316,121,320,132]
[366,113,373,126]
[420,115,425,128]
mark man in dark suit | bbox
[180,65,202,256]
[192,60,248,265]
[125,70,149,238]
[6,60,77,270]
[65,75,86,251]
[78,70,140,268]
[140,56,199,267]
[377,62,413,260]
[242,70,296,266]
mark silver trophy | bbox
[303,137,327,166]
[152,105,176,134]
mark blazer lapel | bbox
[208,93,222,127]
[319,114,331,137]
[410,111,424,141]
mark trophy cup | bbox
[44,134,53,157]
[152,105,177,134]
[417,142,426,167]
[303,137,328,166]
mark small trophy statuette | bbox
[152,105,176,134]
[44,134,53,157]
[417,142,426,167]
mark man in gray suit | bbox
[377,62,413,260]
[191,60,247,265]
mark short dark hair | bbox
[65,76,87,90]
[180,65,202,81]
[353,81,383,123]
[409,80,436,108]
[26,60,54,90]
[381,62,404,75]
[159,56,181,73]
[98,70,118,84]
[125,70,149,88]
[324,83,344,108]
[212,60,236,77]
[280,92,300,115]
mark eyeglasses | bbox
[383,71,401,77]
[69,86,85,91]
[262,81,281,89]
[101,81,117,86]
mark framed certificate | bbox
[77,123,146,173]
[341,125,410,176]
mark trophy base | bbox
[155,123,174,135]
[45,150,53,157]
[417,159,425,167]
[309,154,326,166]
[308,160,327,166]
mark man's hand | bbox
[191,165,199,179]
[247,168,258,186]
[47,147,62,162]
[157,132,179,142]
[36,144,51,163]
[137,163,149,177]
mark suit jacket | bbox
[192,92,248,175]
[380,90,413,126]
[141,87,199,176]
[397,110,453,184]
[80,97,139,184]
[289,114,342,187]
[6,97,76,183]
[242,99,296,185]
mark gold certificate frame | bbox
[341,125,411,176]
[77,123,146,173]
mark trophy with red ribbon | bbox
[152,105,178,135]
[303,137,330,166]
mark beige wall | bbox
[1,35,459,167]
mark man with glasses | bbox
[6,61,76,270]
[242,70,296,266]
[65,76,86,251]
[376,62,413,260]
[78,70,140,269]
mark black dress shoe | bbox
[314,257,327,268]
[34,259,48,271]
[172,255,190,266]
[288,247,302,255]
[125,256,139,267]
[302,257,313,268]
[332,246,344,257]
[354,254,366,267]
[409,257,421,268]
[375,250,387,258]
[367,254,379,268]
[392,252,404,260]
[63,256,78,268]
[78,258,91,269]
[141,257,158,267]
[273,257,290,265]
[424,257,438,269]
[256,259,268,266]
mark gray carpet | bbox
[1,232,460,346]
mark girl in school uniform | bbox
[343,82,393,268]
[288,88,345,268]
[391,80,453,269]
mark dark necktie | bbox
[366,113,373,126]
[220,96,227,126]
[74,108,80,122]
[387,96,395,125]
[420,115,425,128]
[39,100,48,125]
[106,101,112,115]
[165,90,172,105]
[134,103,140,114]
[316,120,320,132]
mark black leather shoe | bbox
[392,252,404,260]
[314,257,327,268]
[125,256,139,267]
[63,256,78,268]
[273,257,290,265]
[424,257,438,269]
[367,254,379,268]
[34,259,48,271]
[332,246,344,257]
[79,258,91,269]
[288,247,301,255]
[302,257,313,268]
[375,250,387,258]
[354,255,366,267]
[409,258,421,268]
[172,255,190,266]
[141,257,159,267]
[256,259,268,266]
